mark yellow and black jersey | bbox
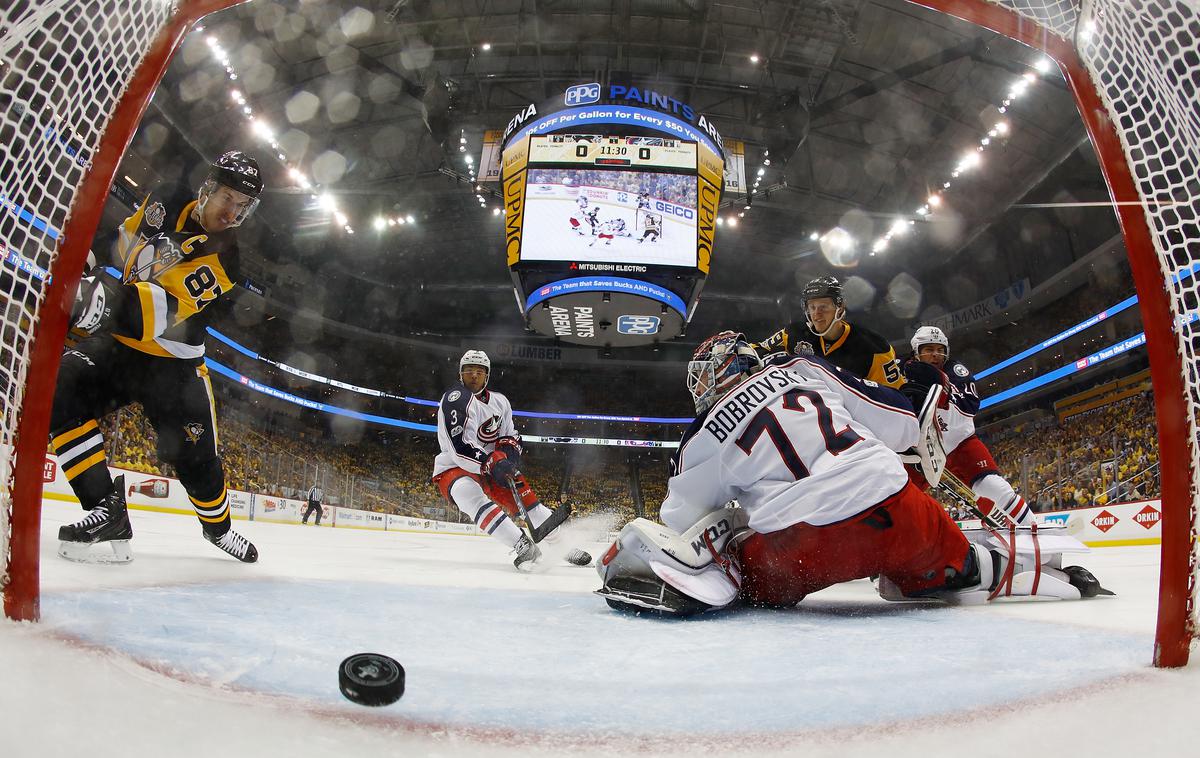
[106,195,240,360]
[754,321,904,388]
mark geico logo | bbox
[654,201,694,219]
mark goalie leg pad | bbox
[595,506,749,615]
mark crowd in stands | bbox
[982,389,1160,511]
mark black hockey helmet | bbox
[208,150,264,198]
[801,275,844,307]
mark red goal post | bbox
[2,0,1196,667]
[1,0,245,622]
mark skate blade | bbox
[58,539,133,564]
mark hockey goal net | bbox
[0,0,242,621]
[2,0,1197,666]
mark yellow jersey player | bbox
[51,150,262,564]
[754,275,904,388]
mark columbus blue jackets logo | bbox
[478,416,502,443]
[953,363,969,377]
[447,390,461,402]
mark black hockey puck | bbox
[338,653,405,706]
[566,548,593,567]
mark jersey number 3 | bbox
[734,389,862,479]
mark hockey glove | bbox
[900,360,950,411]
[494,436,523,466]
[71,271,120,336]
[483,450,519,484]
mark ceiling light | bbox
[809,232,819,241]
[492,207,501,216]
[872,239,887,253]
[460,136,467,144]
[251,118,273,140]
[320,193,337,211]
[406,215,415,224]
[943,181,951,189]
[763,158,770,166]
[230,90,243,102]
[749,54,760,64]
[980,137,990,146]
[960,151,981,170]
[995,121,1010,134]
[1035,57,1053,73]
[459,145,466,152]
[396,217,406,225]
[373,217,386,230]
[716,217,724,226]
[756,167,765,177]
[388,218,396,226]
[738,212,745,218]
[465,155,473,164]
[481,42,492,51]
[927,194,942,207]
[334,211,348,225]
[727,217,738,227]
[890,219,909,235]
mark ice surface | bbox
[3,501,1198,757]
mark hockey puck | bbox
[566,548,593,567]
[338,653,405,706]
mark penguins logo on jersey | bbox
[479,416,502,443]
[184,422,205,444]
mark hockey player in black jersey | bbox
[754,275,904,388]
[51,151,263,564]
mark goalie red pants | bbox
[433,468,540,519]
[737,481,971,607]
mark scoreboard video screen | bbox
[514,135,700,268]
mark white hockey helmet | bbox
[459,349,491,388]
[687,331,763,414]
[910,325,949,357]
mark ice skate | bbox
[57,476,133,564]
[204,527,259,563]
[512,534,541,571]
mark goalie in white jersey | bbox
[595,332,1111,614]
[432,350,570,570]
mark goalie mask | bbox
[197,150,263,229]
[459,349,491,391]
[687,331,762,414]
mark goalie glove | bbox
[70,271,120,336]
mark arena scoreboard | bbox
[500,82,725,347]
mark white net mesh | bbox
[1,0,176,600]
[1074,0,1200,645]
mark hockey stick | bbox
[505,476,589,564]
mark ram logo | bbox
[565,82,601,106]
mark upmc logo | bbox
[565,83,601,106]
